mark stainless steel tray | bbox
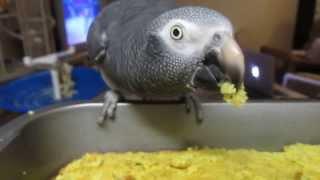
[0,102,320,179]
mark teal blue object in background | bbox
[0,67,108,113]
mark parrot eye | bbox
[170,25,183,40]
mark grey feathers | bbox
[87,0,236,98]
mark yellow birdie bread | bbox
[219,82,248,107]
[56,144,320,180]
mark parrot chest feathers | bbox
[102,51,198,97]
[137,60,197,95]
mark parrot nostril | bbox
[213,33,222,42]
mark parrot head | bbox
[146,6,245,93]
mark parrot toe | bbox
[186,94,204,124]
[185,96,192,113]
[97,91,120,126]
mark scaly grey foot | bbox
[185,96,192,113]
[97,91,119,126]
[186,94,204,124]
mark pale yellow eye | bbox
[170,25,183,40]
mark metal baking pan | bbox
[0,101,320,179]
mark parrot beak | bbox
[217,37,245,87]
[192,37,245,91]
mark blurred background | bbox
[0,0,319,124]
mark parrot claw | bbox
[186,94,204,124]
[94,49,107,64]
[185,96,192,113]
[97,91,120,126]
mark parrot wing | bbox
[87,1,121,63]
[87,0,176,64]
[117,0,176,26]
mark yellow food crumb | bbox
[219,82,248,107]
[56,144,320,180]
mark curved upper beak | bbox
[218,37,245,87]
[192,36,245,91]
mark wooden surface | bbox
[0,41,5,76]
[261,46,320,66]
[273,83,308,99]
[16,0,56,57]
[297,73,320,81]
[0,0,8,11]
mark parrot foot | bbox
[185,94,204,124]
[97,91,120,126]
[94,49,107,64]
[185,96,192,113]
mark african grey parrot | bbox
[87,0,245,125]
